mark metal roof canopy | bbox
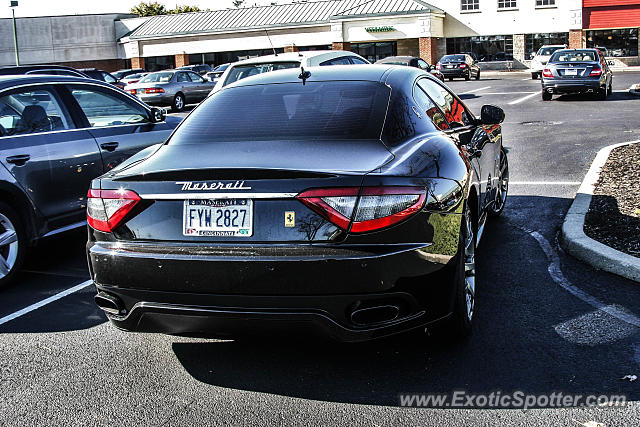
[126,0,443,40]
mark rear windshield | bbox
[139,72,174,83]
[223,62,300,86]
[441,55,465,62]
[169,81,390,143]
[537,46,563,56]
[550,50,599,63]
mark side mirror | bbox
[480,105,504,125]
[150,107,166,123]
[429,65,436,71]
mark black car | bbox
[0,65,88,78]
[437,54,481,81]
[0,75,182,287]
[375,56,445,81]
[87,65,509,342]
[112,68,147,80]
[177,64,213,76]
[78,68,125,90]
[541,48,613,101]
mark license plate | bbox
[183,199,253,237]
[565,69,578,76]
[446,65,454,68]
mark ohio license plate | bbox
[565,68,578,76]
[183,199,253,237]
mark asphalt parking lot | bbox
[2,72,640,426]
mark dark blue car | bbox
[0,75,181,287]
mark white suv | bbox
[530,45,566,79]
[211,50,369,93]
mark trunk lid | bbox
[551,62,599,79]
[102,140,394,243]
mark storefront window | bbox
[145,55,175,72]
[446,36,513,61]
[586,29,639,57]
[298,45,332,51]
[350,42,397,62]
[525,33,568,59]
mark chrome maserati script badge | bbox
[176,181,252,191]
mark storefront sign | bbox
[366,26,396,33]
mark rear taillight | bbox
[590,67,602,76]
[297,187,426,233]
[436,63,441,70]
[145,87,165,94]
[542,68,553,78]
[459,63,467,68]
[87,189,140,232]
[127,89,136,94]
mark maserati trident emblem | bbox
[176,181,252,191]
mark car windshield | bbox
[441,55,465,62]
[169,81,390,143]
[224,62,301,86]
[538,47,563,56]
[139,72,174,83]
[550,50,599,62]
[213,64,229,72]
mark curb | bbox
[560,140,640,283]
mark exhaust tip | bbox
[350,305,400,326]
[95,292,124,316]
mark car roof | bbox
[0,74,118,90]
[376,56,415,63]
[229,50,357,66]
[539,45,566,48]
[220,64,416,90]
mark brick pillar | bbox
[332,42,351,51]
[513,34,525,62]
[284,44,299,53]
[569,30,584,49]
[175,53,189,67]
[131,57,145,70]
[419,37,438,65]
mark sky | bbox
[0,0,278,18]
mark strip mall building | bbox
[1,0,638,70]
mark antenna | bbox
[264,29,277,56]
[298,66,311,85]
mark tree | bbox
[130,1,167,16]
[232,0,245,7]
[171,5,203,13]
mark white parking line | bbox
[0,279,92,326]
[508,92,539,105]
[482,91,537,95]
[459,86,491,95]
[511,181,581,185]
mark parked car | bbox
[530,45,566,79]
[87,64,509,341]
[125,69,216,112]
[0,75,181,287]
[177,64,213,75]
[78,68,125,90]
[205,63,230,83]
[119,72,148,86]
[113,68,146,80]
[436,54,481,81]
[375,56,445,81]
[212,50,370,92]
[541,48,613,101]
[0,65,88,78]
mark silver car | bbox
[125,70,215,112]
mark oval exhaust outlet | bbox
[94,292,124,315]
[350,305,400,326]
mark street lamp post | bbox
[10,1,18,66]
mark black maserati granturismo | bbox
[86,64,509,342]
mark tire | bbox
[444,202,476,339]
[532,72,538,80]
[0,202,26,289]
[597,88,607,101]
[542,90,552,101]
[171,93,185,112]
[488,147,509,217]
[475,70,480,80]
[464,72,470,81]
[448,77,454,82]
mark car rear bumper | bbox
[440,69,468,77]
[88,240,460,341]
[541,79,603,93]
[136,93,173,106]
